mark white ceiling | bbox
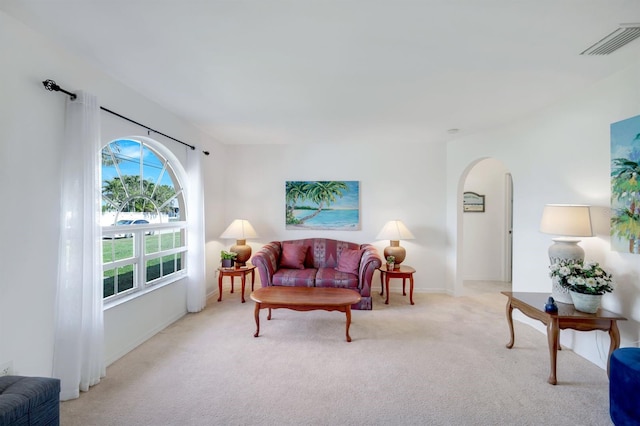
[3,1,640,145]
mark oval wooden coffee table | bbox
[250,286,361,342]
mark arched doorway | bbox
[460,158,513,295]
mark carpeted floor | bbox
[61,282,613,425]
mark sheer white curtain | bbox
[53,91,105,400]
[186,147,206,312]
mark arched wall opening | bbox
[456,157,513,296]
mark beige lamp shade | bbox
[376,220,415,267]
[540,204,593,238]
[220,219,258,266]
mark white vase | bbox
[569,291,602,314]
[551,277,573,304]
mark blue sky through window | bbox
[102,139,173,188]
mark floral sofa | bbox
[251,238,382,310]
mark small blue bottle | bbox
[544,296,558,313]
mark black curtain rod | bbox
[42,79,210,155]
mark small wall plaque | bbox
[463,191,485,212]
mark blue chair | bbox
[610,348,640,425]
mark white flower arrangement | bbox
[549,259,614,295]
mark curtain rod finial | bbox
[42,79,58,92]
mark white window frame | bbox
[101,138,188,307]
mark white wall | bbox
[0,11,225,375]
[463,158,510,281]
[224,143,449,293]
[447,60,640,368]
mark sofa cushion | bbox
[280,244,308,269]
[316,267,359,289]
[335,248,363,275]
[272,268,317,287]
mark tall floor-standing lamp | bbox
[376,220,415,268]
[539,204,593,302]
[220,219,259,266]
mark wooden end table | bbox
[502,291,626,385]
[250,286,361,342]
[217,264,256,303]
[378,265,416,305]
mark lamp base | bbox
[548,238,585,305]
[231,239,251,266]
[548,238,584,263]
[384,241,406,267]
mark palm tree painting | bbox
[611,114,640,253]
[285,181,360,230]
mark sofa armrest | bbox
[358,244,382,296]
[251,241,281,287]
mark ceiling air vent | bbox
[581,23,640,55]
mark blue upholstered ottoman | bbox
[0,376,60,426]
[610,348,640,426]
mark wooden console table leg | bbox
[253,303,261,337]
[230,276,235,293]
[547,318,559,385]
[505,298,515,349]
[608,320,621,377]
[345,306,352,342]
[217,272,223,302]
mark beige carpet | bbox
[61,282,613,425]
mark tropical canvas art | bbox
[611,114,640,253]
[285,181,360,230]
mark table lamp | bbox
[376,220,415,268]
[540,204,592,303]
[220,219,258,266]
[539,204,593,263]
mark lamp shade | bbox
[539,204,593,237]
[376,220,415,241]
[220,219,258,240]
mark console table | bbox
[501,291,626,385]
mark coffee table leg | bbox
[379,270,384,296]
[345,305,352,342]
[253,303,260,338]
[505,298,515,349]
[217,272,223,302]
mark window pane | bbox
[103,238,134,263]
[103,265,135,298]
[145,233,161,255]
[146,258,161,282]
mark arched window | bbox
[101,138,187,303]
